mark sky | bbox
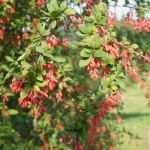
[109,0,136,20]
[74,0,150,20]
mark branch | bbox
[115,41,150,62]
[133,51,150,62]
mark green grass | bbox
[117,81,150,150]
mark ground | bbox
[118,80,150,150]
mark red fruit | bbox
[86,11,91,16]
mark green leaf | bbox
[84,49,92,53]
[96,3,103,12]
[42,30,50,36]
[64,8,76,15]
[122,36,130,45]
[51,20,57,29]
[36,46,45,54]
[118,72,125,78]
[81,38,93,47]
[94,50,103,57]
[40,70,46,75]
[36,41,48,54]
[5,56,14,62]
[51,55,66,62]
[131,44,139,49]
[29,37,40,48]
[85,17,94,23]
[41,41,48,51]
[78,24,89,34]
[101,78,110,89]
[60,1,67,11]
[28,68,36,82]
[51,11,60,17]
[111,66,116,71]
[40,10,50,16]
[102,55,114,65]
[21,61,31,69]
[118,80,125,89]
[46,0,59,13]
[80,49,92,57]
[64,64,73,71]
[17,53,26,61]
[75,31,86,37]
[109,75,116,82]
[36,74,43,81]
[95,12,102,23]
[8,109,18,115]
[116,64,123,76]
[46,3,54,13]
[79,56,92,67]
[37,23,44,34]
[20,85,31,99]
[34,85,40,92]
[78,101,85,110]
[111,85,118,91]
[22,69,28,76]
[98,17,107,25]
[93,38,103,49]
[36,56,45,69]
[73,0,80,4]
[35,81,46,87]
[49,47,60,54]
[89,26,98,34]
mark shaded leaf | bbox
[20,85,31,99]
[51,20,57,29]
[78,24,89,34]
[131,44,139,49]
[36,56,45,69]
[5,56,14,62]
[36,74,43,81]
[35,81,46,87]
[111,85,118,91]
[51,55,66,62]
[21,61,31,69]
[37,23,44,34]
[80,49,92,57]
[79,56,92,67]
[8,109,18,115]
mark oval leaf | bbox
[20,85,31,99]
[64,8,76,15]
[51,55,66,62]
[78,24,89,34]
[79,56,92,68]
[80,49,91,57]
[8,109,18,115]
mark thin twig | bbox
[115,41,150,62]
[133,51,150,62]
[36,54,42,67]
[0,73,10,91]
